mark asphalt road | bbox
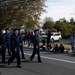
[0,48,75,75]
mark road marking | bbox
[24,53,75,64]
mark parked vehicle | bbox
[39,30,62,42]
[50,32,62,42]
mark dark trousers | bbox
[23,39,26,45]
[0,48,2,55]
[28,39,31,47]
[6,42,11,56]
[20,45,25,58]
[30,45,41,61]
[0,46,6,63]
[47,38,50,45]
[8,47,21,66]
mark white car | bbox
[50,32,62,42]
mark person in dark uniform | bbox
[0,28,6,63]
[30,29,42,63]
[5,28,11,56]
[8,29,21,68]
[18,29,25,59]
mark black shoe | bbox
[0,71,1,74]
[22,57,25,59]
[9,54,11,56]
[8,61,10,65]
[38,61,42,63]
[30,57,32,61]
[2,61,6,64]
[17,65,21,68]
[8,53,11,56]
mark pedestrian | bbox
[47,43,53,51]
[40,40,49,52]
[47,30,51,45]
[23,30,27,45]
[59,44,64,53]
[27,30,31,47]
[0,28,6,63]
[70,31,75,53]
[30,31,34,48]
[8,29,21,68]
[5,28,11,56]
[18,29,25,59]
[30,29,42,63]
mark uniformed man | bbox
[30,29,42,63]
[8,29,21,68]
[0,28,6,63]
[5,28,11,56]
[18,29,25,59]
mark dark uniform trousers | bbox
[19,34,25,59]
[20,45,25,58]
[0,34,6,63]
[8,47,20,66]
[1,46,6,63]
[6,33,11,56]
[8,34,21,66]
[6,42,11,56]
[30,45,41,62]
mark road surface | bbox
[0,48,75,75]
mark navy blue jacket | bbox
[5,33,11,43]
[11,34,21,49]
[18,33,23,44]
[0,34,6,47]
[33,35,40,46]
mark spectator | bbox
[47,43,53,51]
[40,40,49,52]
[27,30,32,47]
[23,30,27,46]
[30,32,34,48]
[47,30,51,45]
[59,44,64,53]
[70,31,75,53]
[40,44,49,52]
[53,44,59,53]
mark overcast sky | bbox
[40,0,75,22]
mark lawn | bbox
[40,42,71,50]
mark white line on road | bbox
[24,53,75,64]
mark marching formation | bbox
[1,28,74,68]
[0,28,41,68]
